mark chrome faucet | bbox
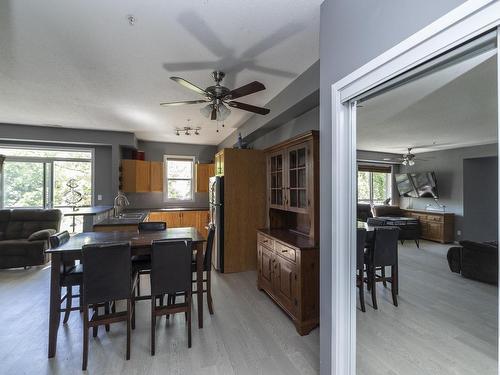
[113,192,130,217]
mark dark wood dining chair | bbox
[365,227,400,309]
[150,239,193,355]
[356,228,367,312]
[50,231,83,324]
[169,224,215,315]
[132,221,167,298]
[81,242,133,371]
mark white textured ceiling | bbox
[0,0,320,145]
[358,51,498,154]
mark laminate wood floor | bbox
[0,240,496,374]
[0,266,319,375]
[357,240,498,375]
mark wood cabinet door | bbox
[273,255,297,313]
[258,245,274,292]
[163,212,181,228]
[148,212,164,222]
[195,210,210,238]
[150,161,164,192]
[427,222,443,241]
[286,142,309,214]
[195,164,213,193]
[180,211,198,228]
[135,160,151,192]
[268,151,287,210]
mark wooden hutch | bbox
[257,130,319,335]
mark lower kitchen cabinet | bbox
[257,230,319,335]
[147,210,210,238]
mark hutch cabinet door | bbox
[286,142,309,214]
[268,151,287,210]
[272,254,297,314]
[258,244,274,293]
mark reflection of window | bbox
[164,156,194,202]
[0,146,93,232]
[357,165,392,205]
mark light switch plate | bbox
[97,194,102,201]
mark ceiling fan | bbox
[160,71,270,121]
[383,147,430,166]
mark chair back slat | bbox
[357,228,367,269]
[138,221,167,232]
[49,230,70,248]
[203,225,216,268]
[373,228,399,266]
[82,242,131,305]
[151,239,192,296]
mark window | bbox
[164,155,194,202]
[0,146,93,232]
[357,165,392,205]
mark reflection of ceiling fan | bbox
[160,71,270,121]
[383,147,430,166]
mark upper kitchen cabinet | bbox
[264,131,319,242]
[121,160,151,192]
[214,150,225,176]
[150,161,164,192]
[195,163,215,192]
[121,159,163,193]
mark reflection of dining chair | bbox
[356,228,367,312]
[365,228,400,309]
[81,242,133,371]
[150,239,193,355]
[50,230,83,324]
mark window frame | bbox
[0,144,95,209]
[357,165,392,206]
[163,155,195,203]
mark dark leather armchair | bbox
[447,240,498,285]
[372,205,404,217]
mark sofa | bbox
[447,240,498,285]
[371,205,421,247]
[0,209,62,269]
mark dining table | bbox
[45,227,206,358]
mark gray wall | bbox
[0,124,136,204]
[249,106,319,150]
[399,144,498,240]
[463,156,498,241]
[125,140,218,209]
[319,1,467,373]
[218,61,319,149]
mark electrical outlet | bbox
[97,194,102,201]
[457,230,462,236]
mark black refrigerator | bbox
[209,176,224,272]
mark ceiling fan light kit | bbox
[160,70,270,128]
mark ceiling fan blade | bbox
[211,107,217,120]
[170,77,208,96]
[228,81,266,100]
[160,100,208,106]
[227,101,270,115]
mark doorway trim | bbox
[329,1,500,374]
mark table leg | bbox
[196,242,204,328]
[48,253,62,358]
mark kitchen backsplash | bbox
[125,192,209,209]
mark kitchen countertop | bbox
[258,229,317,250]
[93,207,209,227]
[63,205,113,216]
